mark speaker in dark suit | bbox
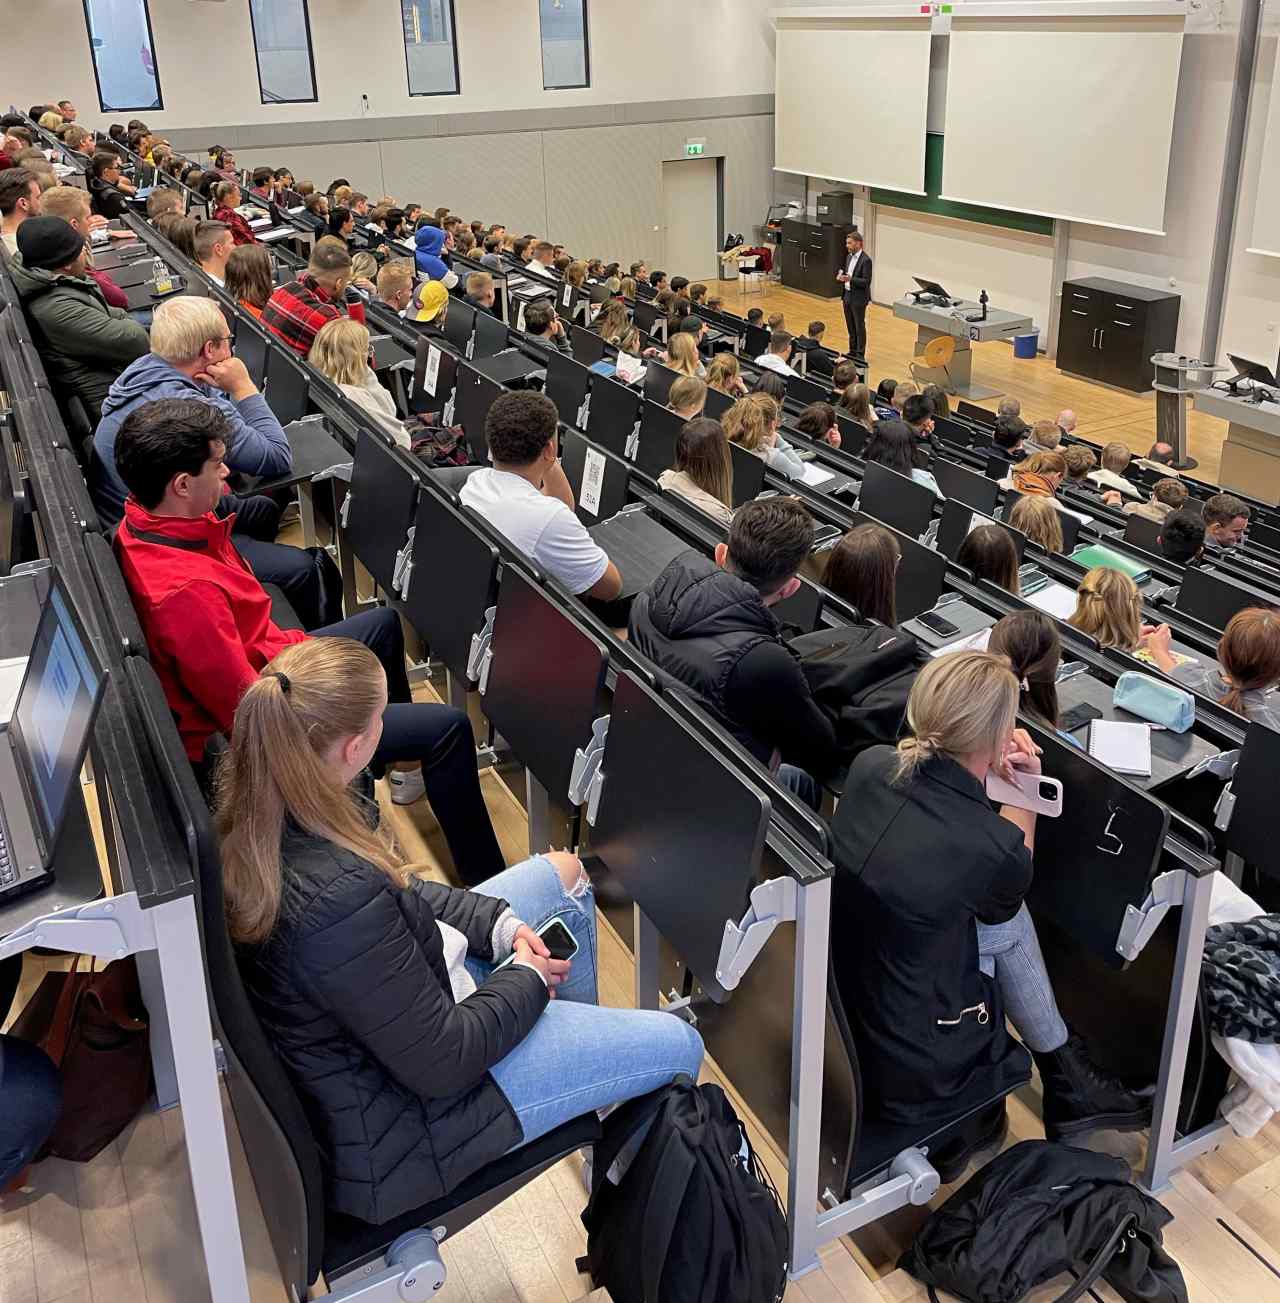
[839,232,872,363]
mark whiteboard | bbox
[941,15,1184,235]
[774,18,932,194]
[1248,38,1280,258]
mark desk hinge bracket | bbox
[0,893,154,965]
[1116,870,1189,961]
[568,714,610,823]
[339,487,353,530]
[469,606,497,692]
[716,876,799,991]
[392,526,415,598]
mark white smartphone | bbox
[985,768,1063,818]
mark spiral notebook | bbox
[1087,719,1152,777]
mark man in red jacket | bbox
[112,398,504,883]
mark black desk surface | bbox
[254,418,352,493]
[1057,673,1220,791]
[589,510,690,598]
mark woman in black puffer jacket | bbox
[217,636,703,1225]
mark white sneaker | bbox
[387,768,426,804]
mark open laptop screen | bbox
[13,579,106,853]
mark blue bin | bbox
[1013,331,1039,359]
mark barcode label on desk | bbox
[581,447,606,517]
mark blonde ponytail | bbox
[892,651,1019,784]
[216,638,406,945]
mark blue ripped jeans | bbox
[469,857,705,1146]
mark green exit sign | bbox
[685,141,705,156]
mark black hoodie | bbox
[628,550,839,780]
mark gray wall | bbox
[166,97,779,267]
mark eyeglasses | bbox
[210,336,233,346]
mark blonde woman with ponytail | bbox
[219,639,702,1225]
[829,651,1152,1166]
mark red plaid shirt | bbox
[212,205,258,247]
[261,274,366,358]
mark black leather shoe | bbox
[1033,1034,1153,1141]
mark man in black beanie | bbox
[9,216,149,419]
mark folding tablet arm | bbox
[716,876,798,992]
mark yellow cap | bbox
[413,279,449,322]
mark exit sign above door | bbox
[685,139,706,157]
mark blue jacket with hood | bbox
[414,225,454,282]
[90,353,293,526]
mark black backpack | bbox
[900,1140,1188,1303]
[792,622,919,769]
[578,1078,788,1303]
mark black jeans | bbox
[843,295,867,362]
[220,494,337,631]
[314,608,505,885]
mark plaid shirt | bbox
[261,274,365,358]
[212,206,258,247]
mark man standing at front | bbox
[837,231,872,362]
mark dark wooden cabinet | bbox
[779,219,853,299]
[1056,277,1180,393]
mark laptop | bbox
[0,576,108,903]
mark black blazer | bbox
[843,250,872,305]
[830,747,1032,1128]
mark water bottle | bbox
[151,256,173,296]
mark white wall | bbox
[1222,32,1280,364]
[1061,24,1237,357]
[874,207,1055,334]
[5,0,778,130]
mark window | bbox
[248,0,318,104]
[540,0,589,90]
[401,0,460,96]
[81,0,163,113]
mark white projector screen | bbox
[1248,38,1280,257]
[941,14,1184,235]
[774,17,931,194]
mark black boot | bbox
[929,1102,1009,1184]
[1033,1034,1153,1141]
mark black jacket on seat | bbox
[830,747,1033,1129]
[627,550,839,779]
[239,820,547,1224]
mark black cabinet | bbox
[780,219,853,299]
[1056,277,1180,393]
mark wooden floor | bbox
[743,279,1230,484]
[3,675,1277,1303]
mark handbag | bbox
[9,955,152,1161]
[900,1140,1187,1303]
[1113,672,1196,733]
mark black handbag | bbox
[899,1140,1187,1303]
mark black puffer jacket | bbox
[240,826,547,1223]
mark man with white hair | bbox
[87,295,336,623]
[1057,409,1077,436]
[92,295,292,525]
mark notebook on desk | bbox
[1087,720,1152,777]
[588,510,690,599]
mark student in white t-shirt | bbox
[460,391,623,600]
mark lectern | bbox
[1150,353,1226,471]
[893,296,1033,400]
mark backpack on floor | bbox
[899,1140,1188,1303]
[578,1077,788,1303]
[792,622,919,770]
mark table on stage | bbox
[892,295,1034,401]
[1193,386,1280,506]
